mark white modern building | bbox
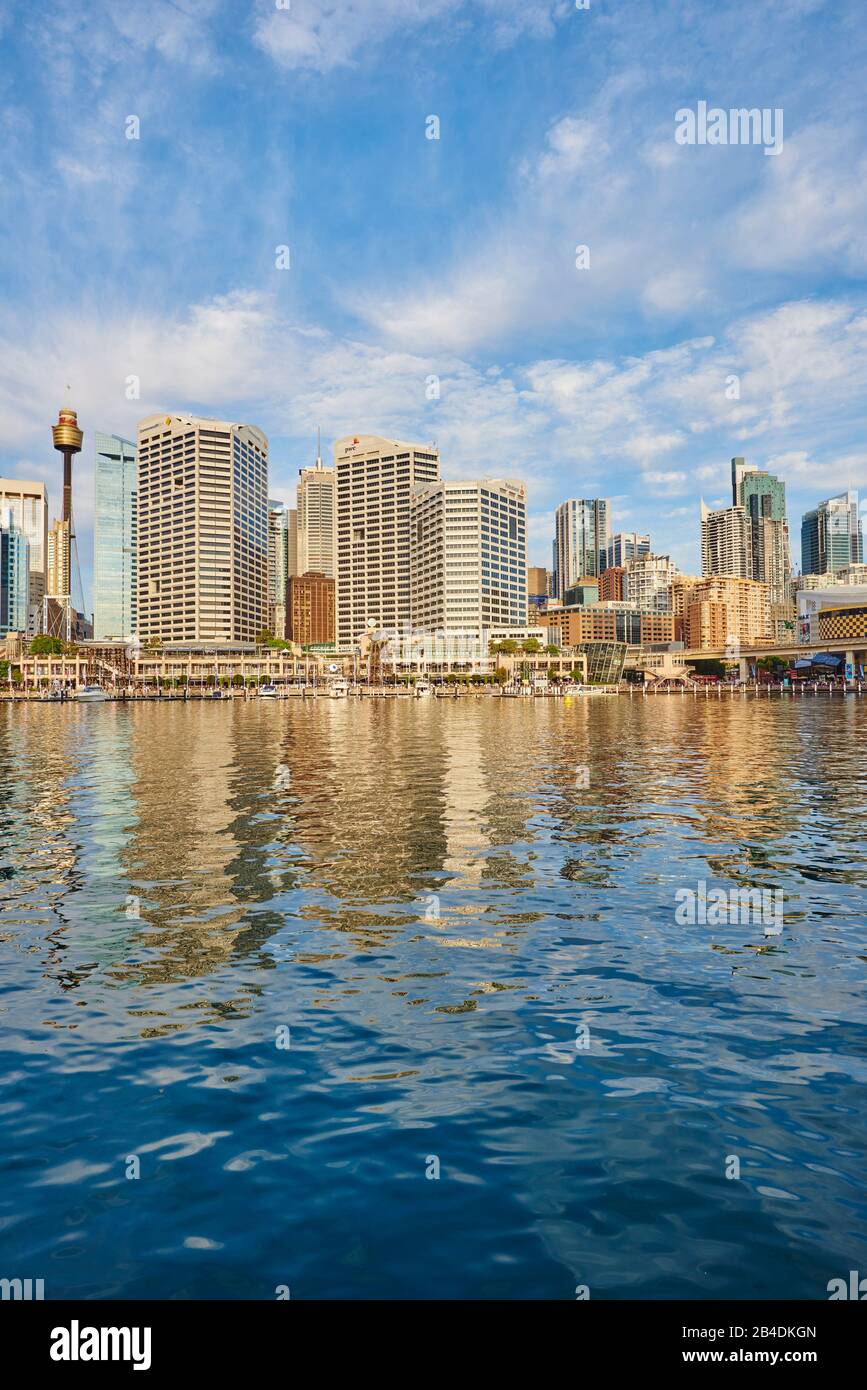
[624,553,678,613]
[334,434,440,649]
[410,478,528,638]
[136,413,268,645]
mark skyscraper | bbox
[733,460,791,603]
[0,478,48,624]
[297,434,335,578]
[93,433,137,639]
[136,413,268,645]
[0,509,29,636]
[287,509,298,580]
[410,479,528,637]
[267,500,289,637]
[700,501,752,578]
[606,531,650,571]
[334,434,439,649]
[801,491,863,575]
[553,498,610,597]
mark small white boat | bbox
[329,678,349,699]
[76,684,108,703]
[259,683,278,698]
[414,678,433,698]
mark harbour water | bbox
[0,697,865,1299]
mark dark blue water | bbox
[1,695,865,1299]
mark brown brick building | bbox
[639,613,675,645]
[545,607,617,645]
[286,570,335,646]
[599,566,626,602]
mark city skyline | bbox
[1,0,866,597]
[6,407,863,650]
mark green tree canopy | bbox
[29,636,63,655]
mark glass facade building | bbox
[0,477,48,625]
[575,639,627,685]
[94,432,137,639]
[553,498,610,597]
[605,532,650,571]
[801,491,863,576]
[0,509,30,636]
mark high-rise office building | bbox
[411,479,528,637]
[0,509,30,636]
[0,478,48,623]
[334,434,439,649]
[700,501,752,578]
[297,437,335,578]
[730,456,753,508]
[136,413,268,645]
[287,509,298,578]
[731,459,791,604]
[93,433,137,639]
[553,498,610,596]
[267,500,289,637]
[801,491,863,575]
[606,531,650,571]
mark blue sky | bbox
[1,0,866,605]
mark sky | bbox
[1,0,866,608]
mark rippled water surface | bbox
[1,696,865,1299]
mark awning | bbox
[794,659,812,670]
[813,653,842,667]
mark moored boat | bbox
[75,684,108,703]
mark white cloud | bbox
[252,0,565,75]
[538,117,605,178]
[731,123,867,273]
[2,287,866,582]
